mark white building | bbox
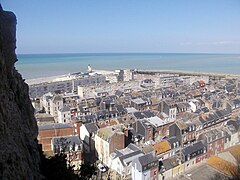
[57,106,71,123]
[159,74,179,88]
[80,123,99,153]
[49,95,63,119]
[109,144,144,178]
[95,125,126,165]
[189,75,209,85]
[131,153,159,180]
[78,81,141,98]
[124,69,134,81]
[103,70,124,83]
[223,124,240,149]
[29,73,106,98]
[41,92,54,114]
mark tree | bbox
[39,145,79,180]
[79,162,97,180]
[39,142,97,180]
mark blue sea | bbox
[16,53,240,79]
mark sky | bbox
[2,0,240,54]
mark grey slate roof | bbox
[183,141,205,156]
[59,106,71,112]
[116,104,126,114]
[142,110,155,118]
[52,135,81,153]
[161,156,179,171]
[115,90,124,97]
[84,123,99,134]
[119,150,143,166]
[39,123,73,130]
[201,107,209,113]
[95,97,102,106]
[166,136,179,148]
[84,115,97,123]
[132,153,158,171]
[96,109,109,119]
[227,119,240,130]
[52,135,80,146]
[133,112,145,119]
[52,95,63,102]
[127,143,141,151]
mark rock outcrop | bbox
[0,6,42,179]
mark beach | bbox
[17,53,240,80]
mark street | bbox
[174,163,229,180]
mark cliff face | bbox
[0,7,42,179]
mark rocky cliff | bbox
[0,6,42,179]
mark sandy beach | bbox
[25,69,115,85]
[25,68,240,86]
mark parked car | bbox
[97,163,107,173]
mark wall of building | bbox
[80,125,92,153]
[58,110,71,123]
[29,74,106,98]
[38,127,75,155]
[95,135,110,165]
[132,165,142,180]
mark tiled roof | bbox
[176,120,187,130]
[153,141,171,155]
[225,144,240,160]
[97,125,124,142]
[207,156,237,176]
[142,145,154,154]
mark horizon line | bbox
[17,52,240,55]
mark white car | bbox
[97,163,107,173]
